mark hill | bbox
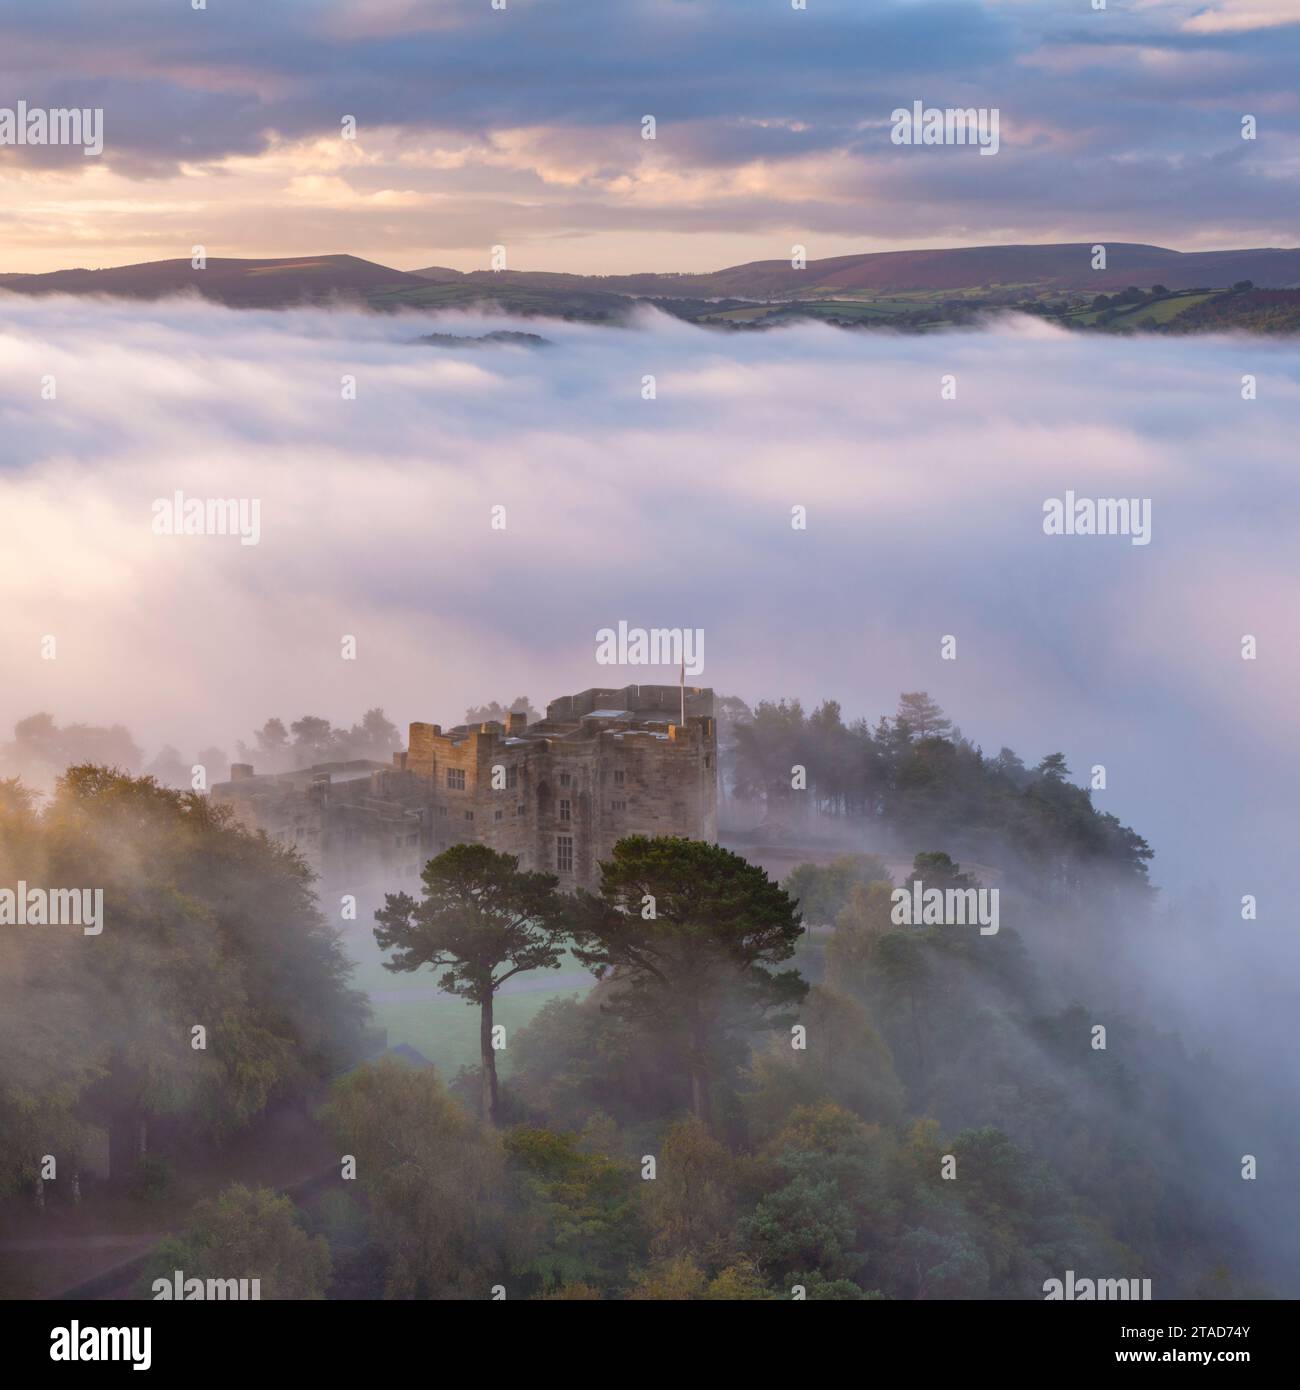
[0,254,422,308]
[405,243,1300,300]
[1161,288,1300,335]
[3,244,1300,331]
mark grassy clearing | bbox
[344,920,827,1078]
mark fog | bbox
[3,292,1298,1024]
[2,292,1298,1292]
[3,293,1296,884]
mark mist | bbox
[2,294,1296,884]
[3,293,1298,1289]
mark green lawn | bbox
[344,922,826,1079]
[342,926,591,1076]
[1122,291,1218,325]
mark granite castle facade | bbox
[211,685,717,893]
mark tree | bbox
[344,708,402,760]
[373,844,568,1124]
[505,1127,638,1293]
[570,837,806,1132]
[138,1184,330,1299]
[235,718,290,771]
[872,931,934,1092]
[906,851,979,891]
[322,1057,508,1297]
[289,715,334,766]
[464,696,541,726]
[743,986,903,1137]
[145,745,189,789]
[3,714,143,784]
[626,1254,708,1300]
[825,880,897,1000]
[642,1117,739,1261]
[0,777,38,818]
[895,692,952,740]
[0,766,367,1191]
[1035,752,1070,781]
[783,854,890,926]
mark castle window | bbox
[559,799,571,822]
[517,803,525,816]
[494,810,504,822]
[559,771,572,787]
[507,765,519,789]
[611,800,626,812]
[556,836,573,873]
[464,810,474,822]
[447,768,466,791]
[438,805,448,817]
[704,756,711,769]
[613,769,625,785]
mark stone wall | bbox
[211,689,718,893]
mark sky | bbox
[1,0,1298,275]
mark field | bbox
[342,916,828,1078]
[1064,289,1219,330]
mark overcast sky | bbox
[1,0,1297,273]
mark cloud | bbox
[1,1,1298,269]
[1176,0,1300,34]
[1,293,1298,914]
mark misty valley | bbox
[1,686,1292,1305]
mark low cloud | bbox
[1,294,1297,919]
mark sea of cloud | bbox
[1,294,1297,915]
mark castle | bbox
[211,685,717,894]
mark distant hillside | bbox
[414,243,1300,299]
[1162,288,1300,335]
[0,254,422,307]
[3,244,1299,327]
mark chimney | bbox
[230,763,254,782]
[508,710,527,736]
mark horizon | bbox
[7,235,1300,280]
